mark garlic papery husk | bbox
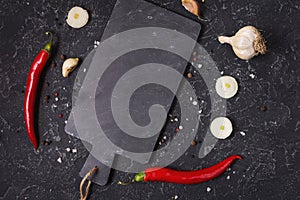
[62,58,79,77]
[181,0,200,17]
[218,26,266,60]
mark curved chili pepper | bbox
[24,32,53,149]
[133,155,241,184]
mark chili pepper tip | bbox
[236,155,242,160]
[33,142,39,150]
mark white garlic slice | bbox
[66,6,89,29]
[210,117,233,139]
[215,76,238,99]
[62,58,79,77]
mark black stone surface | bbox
[0,0,299,200]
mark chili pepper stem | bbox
[117,179,135,186]
[134,172,145,182]
[43,32,53,53]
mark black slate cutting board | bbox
[65,0,201,185]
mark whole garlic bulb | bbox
[218,26,266,60]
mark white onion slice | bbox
[215,76,238,99]
[66,6,89,29]
[210,117,233,139]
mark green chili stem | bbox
[43,32,53,53]
[134,172,145,182]
[117,180,134,186]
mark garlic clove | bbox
[233,46,256,60]
[62,58,79,78]
[215,76,238,99]
[210,117,233,139]
[66,6,89,29]
[218,26,266,60]
[181,0,200,17]
[231,35,253,50]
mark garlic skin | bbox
[218,26,266,60]
[181,0,200,17]
[62,58,79,77]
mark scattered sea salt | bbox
[240,131,246,136]
[249,73,255,79]
[226,175,231,180]
[174,117,179,122]
[57,157,62,164]
[55,97,59,101]
[174,195,178,200]
[66,148,71,152]
[72,149,77,153]
[179,125,183,130]
[192,100,198,105]
[206,187,211,192]
[198,64,203,68]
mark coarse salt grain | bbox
[240,131,246,136]
[57,157,62,163]
[249,73,255,79]
[179,125,183,130]
[66,148,71,152]
[72,149,77,153]
[206,187,211,192]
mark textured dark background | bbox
[0,0,299,200]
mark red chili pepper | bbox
[24,32,53,149]
[133,155,241,184]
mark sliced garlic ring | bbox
[210,117,233,139]
[215,76,238,99]
[66,6,89,29]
